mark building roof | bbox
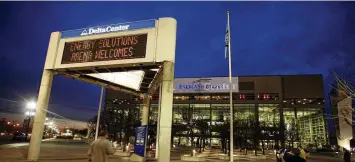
[174,74,323,79]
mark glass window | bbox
[259,104,280,128]
[283,98,324,105]
[172,104,190,124]
[211,95,229,100]
[195,95,211,100]
[233,93,255,100]
[190,104,210,120]
[234,104,255,127]
[296,107,326,148]
[257,93,279,100]
[150,104,159,124]
[211,104,230,122]
[173,96,189,100]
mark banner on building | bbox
[174,77,239,93]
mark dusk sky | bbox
[0,2,354,122]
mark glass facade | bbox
[145,95,327,149]
[102,75,328,151]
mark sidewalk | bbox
[0,139,89,162]
[0,139,276,162]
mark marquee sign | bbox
[174,77,239,93]
[61,34,148,64]
[48,18,175,74]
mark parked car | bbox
[12,132,27,141]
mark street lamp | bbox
[25,101,36,139]
[26,101,36,110]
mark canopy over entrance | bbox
[56,63,163,96]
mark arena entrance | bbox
[27,18,177,162]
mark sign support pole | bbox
[157,61,174,162]
[27,32,60,161]
[131,95,150,162]
[155,84,162,159]
[142,95,150,159]
[27,70,54,161]
[95,87,104,140]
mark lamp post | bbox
[25,101,36,139]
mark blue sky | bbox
[0,2,354,121]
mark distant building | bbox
[0,112,87,132]
[104,74,328,149]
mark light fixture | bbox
[26,101,36,110]
[86,70,145,90]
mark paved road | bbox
[0,135,22,145]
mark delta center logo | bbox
[80,25,130,36]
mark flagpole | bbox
[227,10,234,162]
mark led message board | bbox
[61,34,148,64]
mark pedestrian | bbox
[87,130,116,162]
[299,147,307,159]
[344,148,351,162]
[276,149,283,162]
[283,148,306,162]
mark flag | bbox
[225,28,229,59]
[225,12,230,59]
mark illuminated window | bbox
[258,104,280,128]
[257,93,279,100]
[195,95,211,100]
[211,95,229,100]
[173,96,189,100]
[233,93,255,100]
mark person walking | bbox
[276,149,283,162]
[299,147,307,160]
[88,130,116,162]
[344,148,351,162]
[283,148,306,162]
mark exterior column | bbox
[210,104,212,147]
[155,84,162,159]
[27,32,60,161]
[27,69,54,161]
[280,103,285,149]
[129,95,150,162]
[157,61,174,162]
[280,77,286,149]
[142,95,150,126]
[254,104,259,155]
